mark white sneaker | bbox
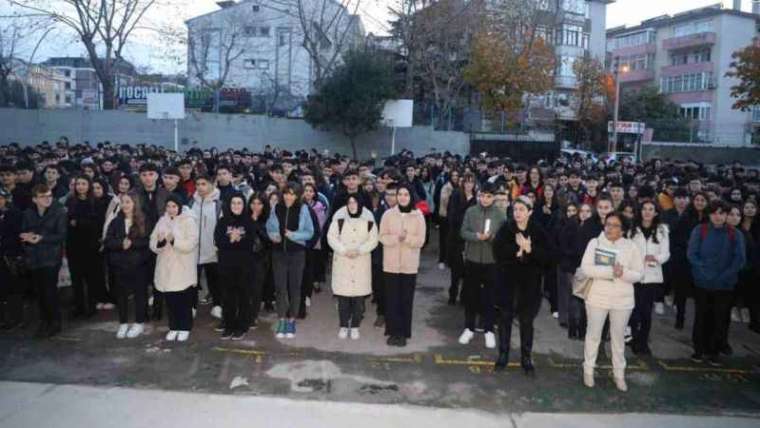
[126,323,144,338]
[731,307,741,323]
[741,308,751,324]
[624,326,632,343]
[458,328,474,345]
[192,308,197,319]
[165,330,178,341]
[116,324,129,339]
[552,311,559,319]
[664,294,674,307]
[210,305,222,319]
[614,376,628,392]
[338,327,348,339]
[583,371,595,388]
[438,262,446,270]
[654,302,665,315]
[484,332,496,349]
[176,331,190,342]
[102,303,115,310]
[148,296,154,306]
[306,297,311,307]
[95,303,104,310]
[350,328,360,340]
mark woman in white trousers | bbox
[580,212,644,392]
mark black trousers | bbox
[262,256,275,305]
[113,267,148,324]
[250,257,266,323]
[313,248,328,283]
[631,283,658,349]
[0,260,25,324]
[372,263,385,316]
[337,295,366,328]
[497,280,542,357]
[221,264,252,333]
[543,266,558,313]
[384,273,416,338]
[68,249,99,314]
[30,266,61,325]
[463,262,496,332]
[438,220,449,264]
[299,248,318,316]
[672,262,693,325]
[195,263,221,308]
[448,245,465,301]
[693,287,733,357]
[741,270,760,329]
[89,252,110,304]
[165,288,194,331]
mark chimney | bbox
[734,0,742,11]
[754,0,760,14]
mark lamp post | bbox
[611,59,629,153]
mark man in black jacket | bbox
[21,184,67,338]
[0,190,24,329]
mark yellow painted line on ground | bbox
[212,347,267,356]
[368,354,423,364]
[547,357,649,371]
[433,354,520,368]
[658,360,752,375]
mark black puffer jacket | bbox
[0,207,23,258]
[492,219,549,306]
[21,202,67,269]
[104,213,150,272]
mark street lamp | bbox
[611,59,629,153]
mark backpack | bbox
[304,204,321,250]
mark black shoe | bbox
[397,337,407,347]
[720,344,733,356]
[447,296,456,306]
[386,336,396,346]
[264,302,275,312]
[675,319,684,330]
[568,329,578,340]
[750,324,760,335]
[46,323,62,338]
[708,355,722,367]
[34,322,49,338]
[639,344,652,356]
[494,353,509,372]
[297,309,307,320]
[313,284,322,294]
[221,330,234,340]
[521,356,535,377]
[231,331,246,341]
[214,322,226,333]
[690,353,704,363]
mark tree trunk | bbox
[102,79,116,110]
[349,136,358,160]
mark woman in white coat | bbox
[581,212,644,392]
[327,194,378,340]
[628,200,670,356]
[150,195,199,342]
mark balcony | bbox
[663,32,716,50]
[661,62,714,77]
[619,69,655,83]
[608,43,657,57]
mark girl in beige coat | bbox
[149,196,199,342]
[327,195,378,340]
[379,184,426,347]
[581,212,644,392]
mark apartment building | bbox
[606,3,760,145]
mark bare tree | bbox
[0,19,22,105]
[10,0,161,109]
[186,12,247,90]
[0,11,54,107]
[266,0,364,88]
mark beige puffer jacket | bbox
[581,233,644,310]
[327,207,378,297]
[379,206,426,274]
[150,210,199,293]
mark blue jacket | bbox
[266,203,314,251]
[687,224,746,290]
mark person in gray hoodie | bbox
[188,174,223,320]
[457,183,507,350]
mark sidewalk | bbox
[1,381,758,428]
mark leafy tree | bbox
[725,41,760,111]
[573,57,609,147]
[463,0,555,121]
[303,49,396,159]
[619,85,692,142]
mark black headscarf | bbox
[166,193,185,216]
[397,183,415,213]
[346,194,363,218]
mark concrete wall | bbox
[0,108,469,158]
[642,142,760,165]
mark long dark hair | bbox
[248,191,270,223]
[630,200,663,244]
[66,174,94,211]
[121,193,147,238]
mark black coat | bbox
[557,218,584,273]
[66,198,99,254]
[21,202,67,269]
[446,189,476,262]
[104,214,150,273]
[492,219,549,305]
[214,213,256,268]
[0,207,23,258]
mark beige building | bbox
[26,65,71,109]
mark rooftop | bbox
[606,3,759,37]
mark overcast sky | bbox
[2,0,752,74]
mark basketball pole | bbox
[173,119,178,152]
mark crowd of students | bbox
[0,139,757,392]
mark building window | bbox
[65,95,72,104]
[65,82,71,90]
[252,4,260,12]
[610,30,655,50]
[244,26,256,36]
[673,19,712,37]
[278,32,288,46]
[660,72,713,94]
[680,103,711,121]
[670,49,711,66]
[244,59,269,70]
[63,70,70,77]
[562,0,586,15]
[556,25,588,48]
[259,26,270,37]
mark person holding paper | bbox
[581,212,644,392]
[458,183,507,350]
